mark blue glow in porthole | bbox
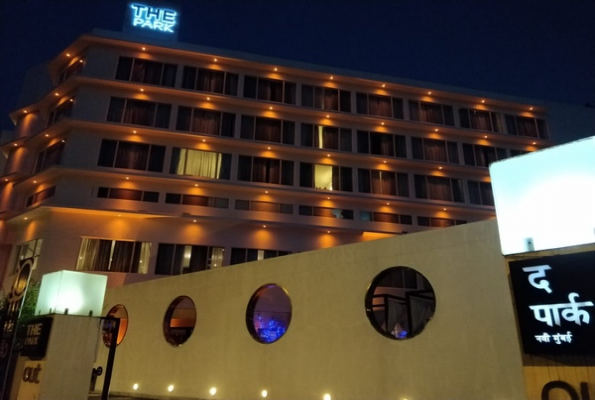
[254,314,288,343]
[246,284,292,344]
[129,3,177,33]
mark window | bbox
[298,205,353,220]
[102,305,128,347]
[170,148,231,179]
[246,284,292,344]
[11,239,43,273]
[115,57,177,87]
[57,58,84,84]
[238,156,294,186]
[356,93,404,119]
[417,216,467,227]
[176,106,235,137]
[47,98,74,128]
[358,169,409,197]
[414,175,464,203]
[459,108,501,132]
[365,266,436,340]
[76,238,150,273]
[412,138,459,164]
[299,163,352,192]
[360,211,413,225]
[107,97,171,128]
[163,296,196,346]
[240,116,295,144]
[462,144,507,167]
[235,200,293,214]
[468,181,495,206]
[26,186,56,207]
[181,66,238,95]
[97,187,159,203]
[98,140,165,172]
[409,101,455,126]
[230,248,290,265]
[34,141,65,174]
[301,85,351,112]
[301,124,352,152]
[156,244,224,275]
[357,131,406,158]
[244,76,296,104]
[505,115,548,139]
[165,193,229,208]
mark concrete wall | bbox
[94,219,527,400]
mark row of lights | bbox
[131,383,332,399]
[132,45,536,113]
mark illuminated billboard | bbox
[489,136,595,255]
[509,251,595,355]
[123,2,179,41]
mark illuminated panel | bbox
[489,136,595,255]
[35,270,107,317]
[509,251,595,355]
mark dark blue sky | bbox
[1,0,594,131]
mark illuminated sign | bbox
[509,251,595,355]
[129,3,177,33]
[490,136,595,255]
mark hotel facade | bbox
[0,27,552,287]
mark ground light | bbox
[323,393,331,400]
[209,387,217,395]
[132,383,138,390]
[167,385,174,392]
[261,389,268,397]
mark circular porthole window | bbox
[102,304,129,347]
[163,296,196,346]
[246,284,292,344]
[365,266,436,340]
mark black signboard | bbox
[509,251,595,355]
[21,317,53,360]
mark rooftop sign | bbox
[123,2,180,41]
[490,136,595,255]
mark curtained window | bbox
[411,138,459,164]
[462,144,507,167]
[414,175,464,203]
[300,163,352,192]
[230,248,290,265]
[176,106,235,137]
[170,148,231,179]
[238,156,294,186]
[301,85,351,112]
[116,57,176,87]
[155,244,224,275]
[357,131,407,158]
[244,76,296,104]
[97,139,165,172]
[300,124,351,151]
[76,238,150,273]
[356,93,403,119]
[34,141,65,174]
[107,97,171,128]
[358,169,409,197]
[459,108,501,132]
[468,181,494,206]
[505,115,547,139]
[409,101,455,126]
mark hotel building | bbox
[0,27,552,287]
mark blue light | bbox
[255,314,287,343]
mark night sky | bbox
[1,0,594,132]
